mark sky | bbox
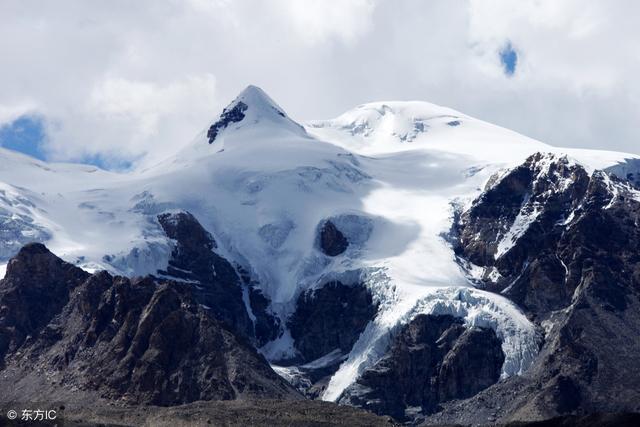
[0,0,639,170]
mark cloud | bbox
[45,74,217,165]
[273,0,376,46]
[0,0,639,168]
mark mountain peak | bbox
[235,85,286,115]
[207,85,300,144]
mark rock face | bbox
[157,212,254,339]
[340,314,504,421]
[318,220,349,256]
[247,286,281,347]
[0,246,298,406]
[425,152,640,425]
[459,153,589,274]
[457,153,639,318]
[0,243,89,364]
[288,281,377,362]
[207,101,248,143]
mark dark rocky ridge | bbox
[340,314,504,421]
[0,244,298,406]
[459,152,590,275]
[157,211,254,340]
[248,286,281,347]
[457,153,639,319]
[422,152,640,424]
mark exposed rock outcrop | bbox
[457,153,639,318]
[432,153,640,425]
[340,314,504,421]
[318,220,349,256]
[157,211,253,339]
[248,286,281,347]
[0,243,89,364]
[0,244,299,406]
[288,281,377,362]
[207,101,248,143]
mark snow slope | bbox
[1,85,638,401]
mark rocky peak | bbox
[207,101,248,144]
[4,242,87,283]
[206,85,304,144]
[158,211,217,252]
[0,242,89,364]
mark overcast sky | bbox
[1,0,638,169]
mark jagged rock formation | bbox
[458,153,640,318]
[0,243,298,406]
[276,280,378,400]
[420,153,640,425]
[157,212,254,339]
[340,314,504,421]
[459,153,589,275]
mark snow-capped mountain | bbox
[1,85,640,423]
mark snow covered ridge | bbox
[1,85,639,400]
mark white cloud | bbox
[0,0,639,168]
[44,74,217,164]
[273,0,376,46]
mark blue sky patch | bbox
[500,42,518,76]
[0,115,48,161]
[81,153,135,171]
[0,115,134,171]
